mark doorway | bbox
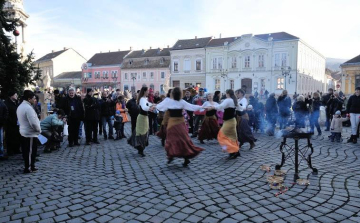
[241,78,252,94]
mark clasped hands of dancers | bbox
[128,86,254,166]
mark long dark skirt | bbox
[236,114,256,145]
[198,115,220,141]
[165,117,204,159]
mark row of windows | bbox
[123,84,166,94]
[213,78,285,90]
[123,72,165,80]
[83,71,118,79]
[173,59,202,72]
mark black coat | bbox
[0,99,8,127]
[265,96,278,115]
[61,95,84,120]
[126,98,139,117]
[83,95,100,121]
[100,97,115,117]
[347,94,360,114]
[310,98,322,112]
[4,98,18,127]
[277,95,291,116]
[327,97,343,115]
[293,101,308,116]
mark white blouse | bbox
[238,97,248,111]
[156,99,202,112]
[214,98,240,110]
[140,97,153,111]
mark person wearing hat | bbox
[0,85,9,160]
[346,87,360,143]
[60,87,84,147]
[191,88,206,138]
[83,88,100,145]
[4,90,21,155]
[330,110,349,142]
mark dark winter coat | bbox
[327,97,343,115]
[311,97,322,112]
[61,95,84,120]
[322,93,332,112]
[100,97,115,117]
[293,101,308,116]
[0,99,8,127]
[83,95,100,121]
[126,98,139,117]
[265,96,278,116]
[346,94,360,114]
[4,98,18,127]
[277,95,291,117]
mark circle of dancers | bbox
[127,86,257,167]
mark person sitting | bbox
[40,109,66,152]
[330,110,349,142]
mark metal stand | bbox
[275,133,318,181]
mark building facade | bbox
[121,48,171,94]
[340,54,360,94]
[81,50,130,92]
[170,37,211,89]
[34,48,87,88]
[205,32,325,95]
[53,71,82,90]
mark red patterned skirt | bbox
[165,117,204,158]
[198,115,220,141]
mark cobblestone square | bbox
[1,124,360,223]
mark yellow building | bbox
[341,54,360,94]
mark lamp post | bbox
[220,69,228,91]
[131,73,136,93]
[281,66,291,90]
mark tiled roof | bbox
[342,54,360,64]
[121,58,170,69]
[125,48,171,59]
[254,32,299,41]
[87,51,131,66]
[172,37,212,50]
[207,37,238,47]
[54,71,82,79]
[36,49,67,62]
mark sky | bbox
[22,0,360,61]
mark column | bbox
[22,24,25,43]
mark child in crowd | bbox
[330,110,349,142]
[114,110,124,140]
[247,105,255,132]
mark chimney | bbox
[195,36,197,39]
[52,50,55,53]
[109,50,110,52]
[118,49,120,51]
[130,46,132,50]
[63,47,67,50]
[150,47,152,49]
[167,45,169,48]
[219,33,221,38]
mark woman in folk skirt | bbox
[236,89,256,149]
[198,93,220,144]
[156,87,204,167]
[156,89,172,146]
[207,89,240,159]
[127,87,154,157]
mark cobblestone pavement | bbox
[1,123,360,223]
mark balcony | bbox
[242,67,252,72]
[256,67,266,71]
[229,68,238,72]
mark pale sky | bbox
[23,0,360,61]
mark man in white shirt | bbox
[17,90,41,173]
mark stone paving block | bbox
[82,213,99,221]
[53,214,70,222]
[23,215,40,223]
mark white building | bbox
[170,37,212,89]
[203,32,325,95]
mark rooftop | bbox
[172,37,212,50]
[87,51,131,66]
[342,54,360,65]
[54,71,82,79]
[35,49,67,62]
[125,48,171,59]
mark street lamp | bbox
[281,66,291,89]
[131,73,136,93]
[220,69,228,91]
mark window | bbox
[277,78,284,89]
[94,71,100,79]
[160,84,165,94]
[184,59,191,71]
[111,71,117,78]
[142,72,147,79]
[161,72,165,79]
[173,61,179,72]
[150,72,154,79]
[212,58,217,69]
[102,71,108,78]
[150,84,154,90]
[218,57,223,69]
[281,53,287,67]
[258,55,264,68]
[185,83,192,88]
[230,80,234,90]
[215,79,220,90]
[160,58,164,64]
[144,59,149,65]
[231,57,237,68]
[83,73,87,78]
[87,72,92,78]
[275,53,280,67]
[124,85,129,91]
[173,81,180,87]
[245,56,250,68]
[124,73,128,80]
[196,59,201,71]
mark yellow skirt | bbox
[217,118,239,153]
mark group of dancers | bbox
[128,86,256,167]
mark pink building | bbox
[121,48,171,94]
[81,50,130,93]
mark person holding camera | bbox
[83,89,100,145]
[40,109,66,152]
[326,91,343,124]
[322,88,334,131]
